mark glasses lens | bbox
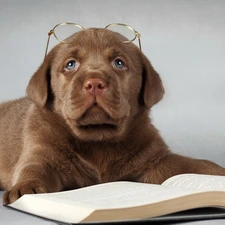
[54,23,83,41]
[106,24,136,42]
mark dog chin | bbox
[74,124,122,142]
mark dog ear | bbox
[26,51,54,108]
[141,53,165,109]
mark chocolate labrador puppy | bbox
[1,28,225,205]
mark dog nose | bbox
[84,78,107,95]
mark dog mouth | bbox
[78,123,117,131]
[76,103,118,130]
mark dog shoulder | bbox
[0,97,31,120]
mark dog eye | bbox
[66,60,77,70]
[114,59,125,69]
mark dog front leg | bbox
[139,153,225,184]
[3,161,62,205]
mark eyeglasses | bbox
[44,22,141,57]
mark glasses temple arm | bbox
[136,32,142,51]
[44,30,54,59]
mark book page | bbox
[12,181,206,210]
[162,174,225,191]
[9,181,225,223]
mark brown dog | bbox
[1,28,225,205]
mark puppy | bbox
[1,28,225,205]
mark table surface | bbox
[1,191,225,225]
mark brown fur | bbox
[1,28,225,205]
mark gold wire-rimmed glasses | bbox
[44,22,141,57]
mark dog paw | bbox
[3,182,49,205]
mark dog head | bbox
[26,28,164,142]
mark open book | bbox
[6,173,225,224]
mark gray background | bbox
[0,0,225,167]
